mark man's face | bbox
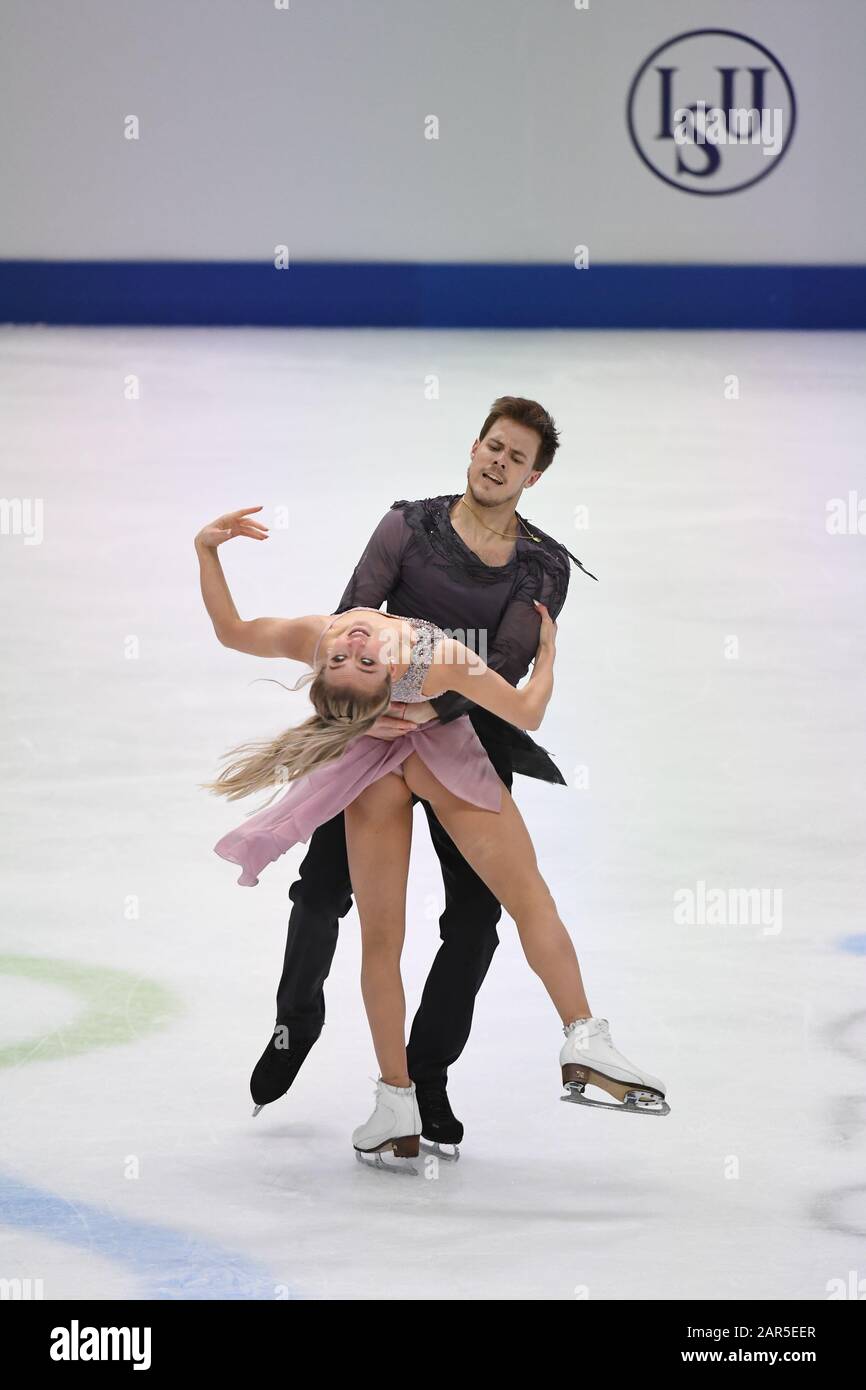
[468,417,543,507]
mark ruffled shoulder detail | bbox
[390,495,596,610]
[517,510,599,585]
[390,495,515,588]
[515,522,573,616]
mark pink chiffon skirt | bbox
[213,713,504,886]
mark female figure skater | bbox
[197,507,670,1163]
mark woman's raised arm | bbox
[194,506,324,662]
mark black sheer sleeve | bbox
[333,507,410,613]
[429,554,571,724]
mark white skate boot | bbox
[353,1078,422,1173]
[560,1017,670,1116]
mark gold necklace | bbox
[458,495,541,543]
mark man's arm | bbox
[429,557,570,725]
[333,506,408,614]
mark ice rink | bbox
[2,324,865,1300]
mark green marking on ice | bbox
[0,955,183,1068]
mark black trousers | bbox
[274,735,514,1084]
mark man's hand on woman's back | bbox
[366,700,439,740]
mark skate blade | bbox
[420,1139,461,1162]
[561,1064,670,1117]
[354,1148,419,1176]
[354,1133,421,1175]
[561,1081,670,1116]
[251,1103,264,1118]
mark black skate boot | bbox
[250,1026,318,1115]
[415,1080,463,1161]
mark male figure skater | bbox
[247,396,596,1147]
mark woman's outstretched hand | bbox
[195,506,269,551]
[533,599,557,657]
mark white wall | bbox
[0,0,861,263]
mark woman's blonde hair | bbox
[201,663,393,809]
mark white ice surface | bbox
[1,325,864,1300]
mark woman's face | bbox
[319,617,395,694]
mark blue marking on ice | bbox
[0,1172,297,1300]
[838,935,866,955]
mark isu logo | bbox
[626,28,796,195]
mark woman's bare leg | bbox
[343,770,414,1087]
[400,753,591,1024]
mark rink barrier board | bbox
[0,262,864,329]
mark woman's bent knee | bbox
[510,877,559,930]
[360,928,404,959]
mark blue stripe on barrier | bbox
[0,1172,295,1300]
[0,261,864,329]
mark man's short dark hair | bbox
[479,396,561,473]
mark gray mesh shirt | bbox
[333,494,597,786]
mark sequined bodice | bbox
[389,616,444,702]
[315,607,444,703]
